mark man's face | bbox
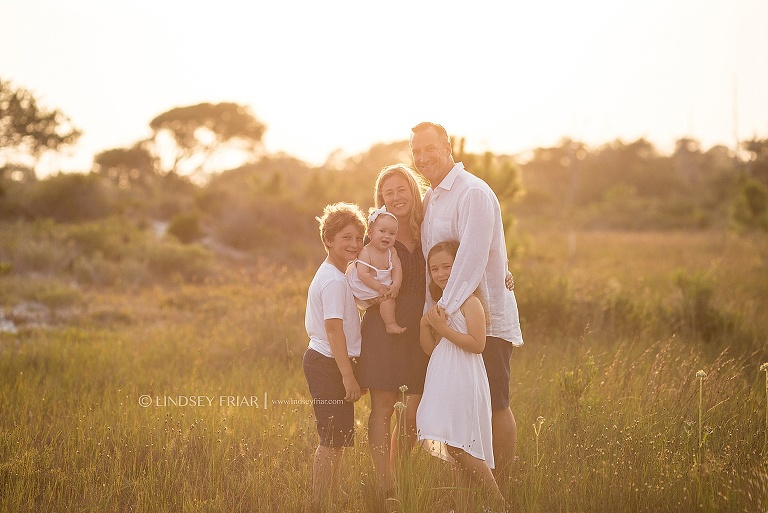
[410,127,452,186]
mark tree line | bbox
[1,76,766,264]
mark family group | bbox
[303,122,523,513]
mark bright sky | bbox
[3,0,768,175]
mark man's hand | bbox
[505,271,515,291]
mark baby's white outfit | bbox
[346,247,393,302]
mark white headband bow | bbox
[368,205,397,225]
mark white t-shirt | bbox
[305,261,362,358]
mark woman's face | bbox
[380,174,414,221]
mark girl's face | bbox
[369,215,398,250]
[428,250,454,290]
[326,224,363,267]
[380,175,413,221]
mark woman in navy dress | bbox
[357,164,429,500]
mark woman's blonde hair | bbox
[374,164,426,243]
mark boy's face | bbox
[326,224,364,264]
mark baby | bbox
[347,206,406,334]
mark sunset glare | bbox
[3,0,767,174]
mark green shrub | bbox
[167,211,203,243]
[23,173,115,222]
[143,241,214,282]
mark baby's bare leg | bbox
[380,298,406,334]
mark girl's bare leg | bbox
[447,446,507,513]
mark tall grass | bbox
[1,229,767,512]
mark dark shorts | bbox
[482,336,514,411]
[302,348,356,448]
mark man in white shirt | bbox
[411,121,523,486]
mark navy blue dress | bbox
[358,240,429,393]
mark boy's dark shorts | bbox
[481,336,514,411]
[302,348,357,448]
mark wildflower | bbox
[760,363,768,373]
[399,385,408,393]
[394,401,406,413]
[696,370,707,379]
[533,415,546,467]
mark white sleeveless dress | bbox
[416,308,494,468]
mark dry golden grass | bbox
[1,229,766,512]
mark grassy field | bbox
[1,229,767,512]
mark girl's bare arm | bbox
[428,297,486,354]
[419,314,438,356]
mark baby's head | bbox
[367,207,399,249]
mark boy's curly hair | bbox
[316,202,366,251]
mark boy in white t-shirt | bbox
[302,202,367,512]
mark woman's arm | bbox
[389,250,403,298]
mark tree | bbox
[148,102,266,180]
[733,178,768,232]
[0,77,81,175]
[742,137,768,185]
[454,138,523,241]
[93,142,159,189]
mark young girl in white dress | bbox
[346,206,406,334]
[417,240,506,511]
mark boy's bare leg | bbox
[312,445,343,510]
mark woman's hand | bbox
[378,284,391,299]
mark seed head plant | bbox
[696,369,707,466]
[761,363,768,451]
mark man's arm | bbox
[438,188,495,315]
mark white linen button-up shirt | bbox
[421,162,523,346]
